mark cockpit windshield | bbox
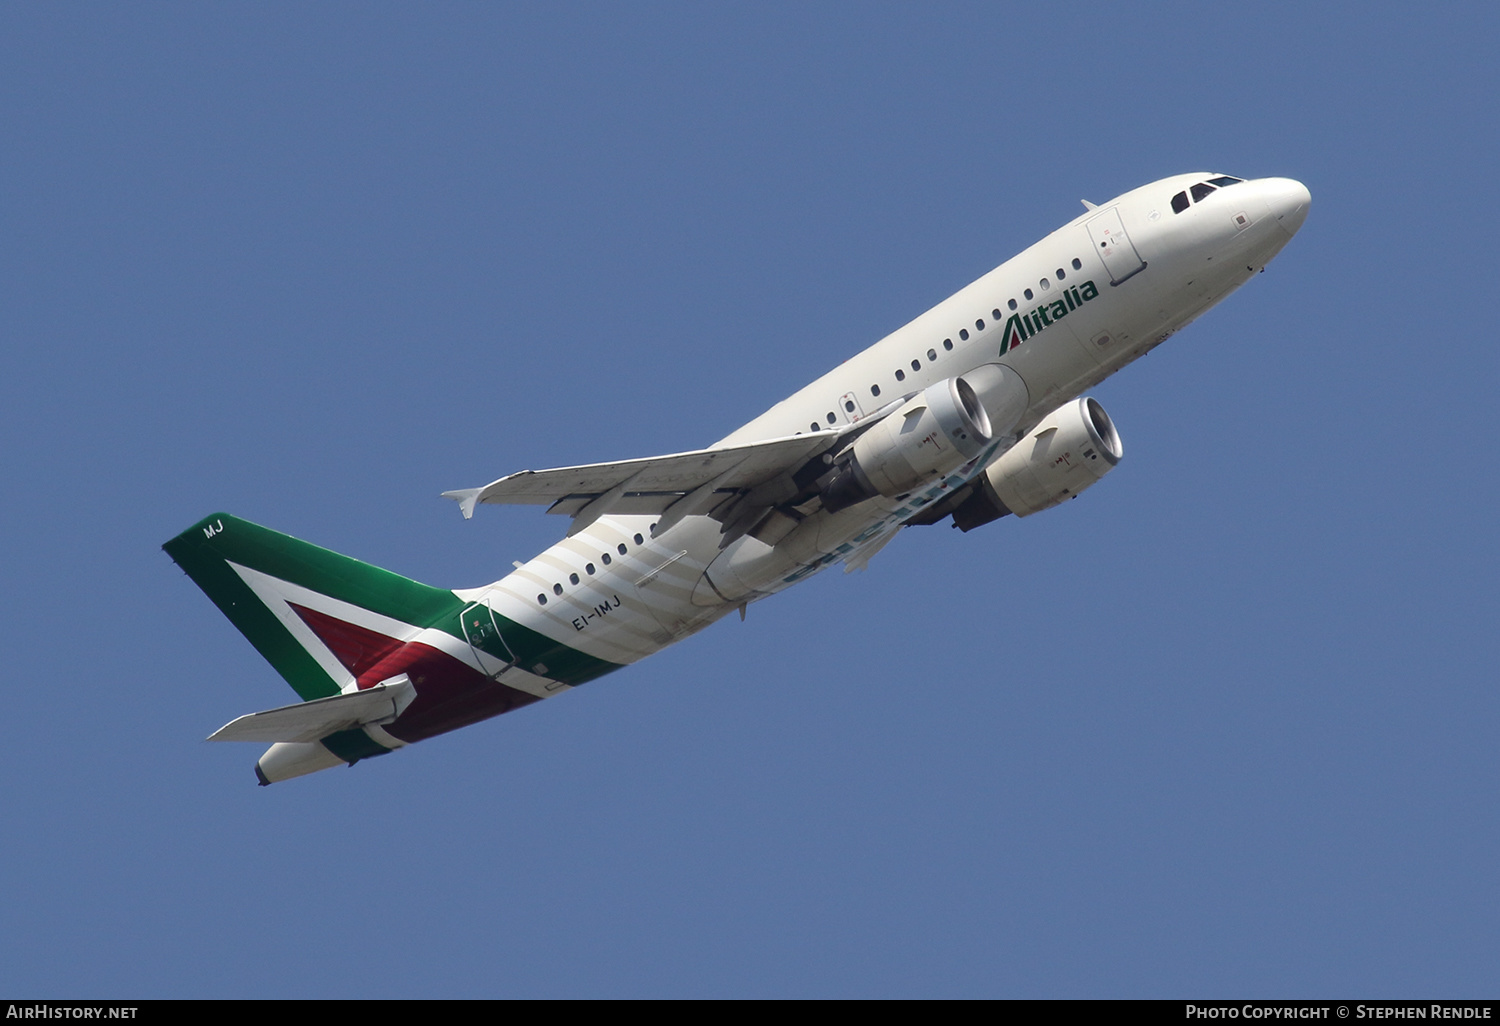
[1173,176,1246,213]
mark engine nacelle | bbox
[951,397,1122,530]
[822,368,1026,514]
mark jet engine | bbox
[821,366,1028,514]
[950,397,1123,530]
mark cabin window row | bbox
[806,257,1085,431]
[536,528,652,605]
[1006,257,1085,309]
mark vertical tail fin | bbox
[167,511,616,784]
[163,513,464,701]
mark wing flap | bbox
[545,491,723,518]
[446,431,848,527]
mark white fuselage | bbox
[459,173,1310,700]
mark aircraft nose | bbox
[1263,177,1311,237]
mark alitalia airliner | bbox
[165,172,1310,784]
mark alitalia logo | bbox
[999,280,1099,355]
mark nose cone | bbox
[1263,177,1311,237]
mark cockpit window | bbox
[1190,182,1217,203]
[1171,191,1190,214]
[1207,176,1243,187]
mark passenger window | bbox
[602,553,611,565]
[1024,288,1034,300]
[826,411,836,424]
[1191,182,1216,202]
[927,348,937,361]
[958,330,968,341]
[895,369,905,382]
[585,563,595,575]
[1040,278,1050,291]
[1171,191,1190,214]
[538,594,547,605]
[633,533,644,545]
[1008,298,1018,310]
[553,583,563,596]
[943,339,953,351]
[1072,258,1082,270]
[1056,268,1066,280]
[975,319,984,330]
[911,359,921,371]
[870,384,881,396]
[618,543,628,555]
[810,422,820,431]
[569,573,580,585]
[844,400,855,412]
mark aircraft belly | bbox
[636,558,728,638]
[695,488,937,604]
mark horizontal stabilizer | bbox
[209,675,416,743]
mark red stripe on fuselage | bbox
[352,639,541,742]
[289,603,542,742]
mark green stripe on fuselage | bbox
[438,604,622,686]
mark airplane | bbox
[164,172,1310,784]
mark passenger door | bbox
[1086,207,1147,286]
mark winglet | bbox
[1081,199,1098,211]
[442,487,482,520]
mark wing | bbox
[443,420,878,547]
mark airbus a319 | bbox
[165,172,1310,784]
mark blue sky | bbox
[4,3,1498,997]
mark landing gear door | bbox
[1087,207,1147,286]
[460,600,516,678]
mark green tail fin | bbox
[163,513,463,700]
